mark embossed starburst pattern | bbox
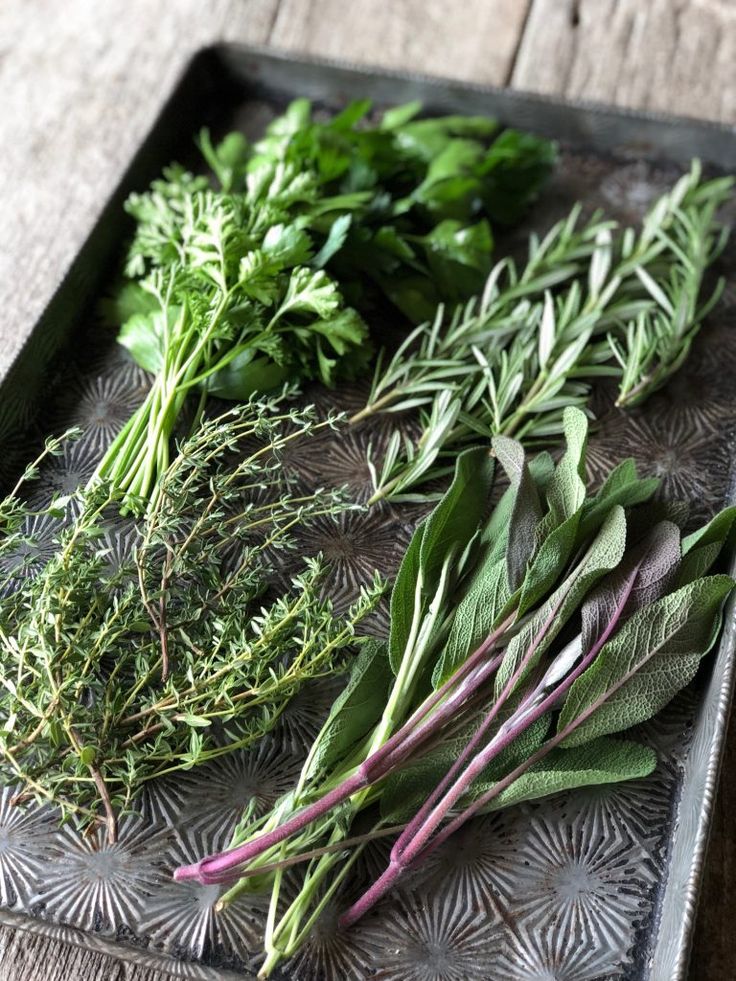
[417,811,525,908]
[27,441,99,512]
[0,786,58,908]
[361,894,504,980]
[495,924,624,981]
[142,832,269,962]
[54,372,146,454]
[33,815,172,932]
[586,410,728,523]
[0,512,64,594]
[512,815,657,955]
[172,738,303,853]
[543,761,676,863]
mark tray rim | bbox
[221,39,736,138]
[4,40,736,981]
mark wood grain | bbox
[0,926,173,981]
[0,0,279,378]
[269,0,531,83]
[513,0,736,123]
[1,1,735,978]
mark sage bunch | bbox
[175,407,735,976]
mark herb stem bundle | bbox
[355,162,733,503]
[176,409,735,976]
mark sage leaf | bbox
[307,642,391,778]
[559,575,735,747]
[431,555,509,688]
[496,505,627,696]
[388,525,425,672]
[678,506,736,586]
[418,446,494,590]
[545,406,588,525]
[478,737,656,812]
[579,458,659,539]
[492,435,542,591]
[581,520,681,651]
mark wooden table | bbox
[2,1,736,977]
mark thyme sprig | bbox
[353,162,732,502]
[0,402,383,836]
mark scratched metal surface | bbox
[0,47,734,981]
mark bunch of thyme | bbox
[0,402,382,838]
[353,162,732,502]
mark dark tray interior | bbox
[0,45,735,981]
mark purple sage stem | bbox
[339,565,639,927]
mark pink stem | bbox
[174,616,515,883]
[384,590,566,868]
[340,565,639,927]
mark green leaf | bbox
[198,129,250,192]
[431,555,509,688]
[388,448,493,675]
[380,705,549,823]
[395,115,498,161]
[559,575,735,746]
[579,459,659,539]
[262,223,313,267]
[202,351,292,400]
[419,219,494,299]
[312,214,352,268]
[516,511,581,616]
[545,407,589,524]
[479,738,657,812]
[274,268,342,323]
[118,308,176,373]
[380,100,423,130]
[388,521,427,672]
[418,447,494,591]
[479,129,558,226]
[492,435,542,591]
[379,738,462,823]
[678,506,736,585]
[581,521,681,652]
[307,642,392,778]
[181,714,212,728]
[102,281,158,327]
[496,505,627,696]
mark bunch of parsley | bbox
[99,98,555,505]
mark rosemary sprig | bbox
[0,401,383,836]
[353,162,732,503]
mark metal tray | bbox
[1,44,736,981]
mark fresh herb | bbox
[352,162,732,502]
[174,408,735,976]
[0,401,382,838]
[99,100,554,505]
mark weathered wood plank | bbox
[0,926,173,981]
[0,0,279,378]
[513,0,736,123]
[269,0,531,83]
